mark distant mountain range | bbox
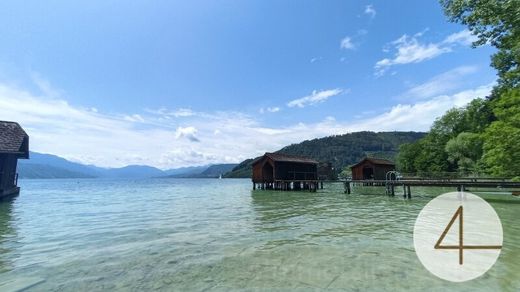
[225,131,426,178]
[18,131,424,179]
[18,152,237,179]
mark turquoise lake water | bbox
[0,178,518,291]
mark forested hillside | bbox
[225,131,425,178]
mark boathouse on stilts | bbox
[0,121,29,198]
[350,157,395,181]
[252,153,320,192]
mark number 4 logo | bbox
[434,206,502,265]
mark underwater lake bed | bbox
[0,178,518,291]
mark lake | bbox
[0,178,518,291]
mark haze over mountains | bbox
[18,152,236,179]
[18,131,425,179]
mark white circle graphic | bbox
[413,192,503,282]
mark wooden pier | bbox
[254,179,324,192]
[344,179,520,199]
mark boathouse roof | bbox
[350,157,394,169]
[252,152,318,165]
[0,121,29,158]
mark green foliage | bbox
[490,87,520,125]
[224,158,254,178]
[338,167,351,179]
[224,131,425,178]
[481,88,520,176]
[397,143,421,173]
[445,132,483,173]
[440,0,520,94]
[397,99,493,175]
[462,98,496,132]
[481,121,520,176]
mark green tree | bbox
[397,142,421,173]
[445,132,483,173]
[481,88,520,176]
[440,0,520,94]
[396,99,495,176]
[462,98,495,132]
[429,108,466,138]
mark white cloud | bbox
[287,88,344,108]
[144,107,196,118]
[375,29,478,76]
[310,56,323,63]
[172,108,195,117]
[340,37,355,50]
[0,76,493,169]
[401,65,479,100]
[124,114,145,123]
[175,126,200,142]
[364,5,376,18]
[443,29,478,46]
[260,106,281,113]
[348,83,493,131]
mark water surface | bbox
[0,178,518,291]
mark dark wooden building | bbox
[350,157,395,180]
[252,153,319,191]
[318,162,336,180]
[0,121,29,198]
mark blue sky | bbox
[0,1,497,168]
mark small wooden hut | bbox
[0,121,29,198]
[252,153,319,191]
[350,157,395,180]
[318,162,336,180]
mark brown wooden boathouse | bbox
[350,157,395,180]
[252,153,320,191]
[0,121,29,198]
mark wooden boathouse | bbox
[350,157,395,180]
[252,153,320,191]
[0,121,29,198]
[344,157,520,198]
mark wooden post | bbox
[345,182,351,194]
[253,182,256,190]
[407,185,411,199]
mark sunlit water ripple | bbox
[0,178,518,291]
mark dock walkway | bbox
[344,179,520,198]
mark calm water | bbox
[0,178,518,291]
